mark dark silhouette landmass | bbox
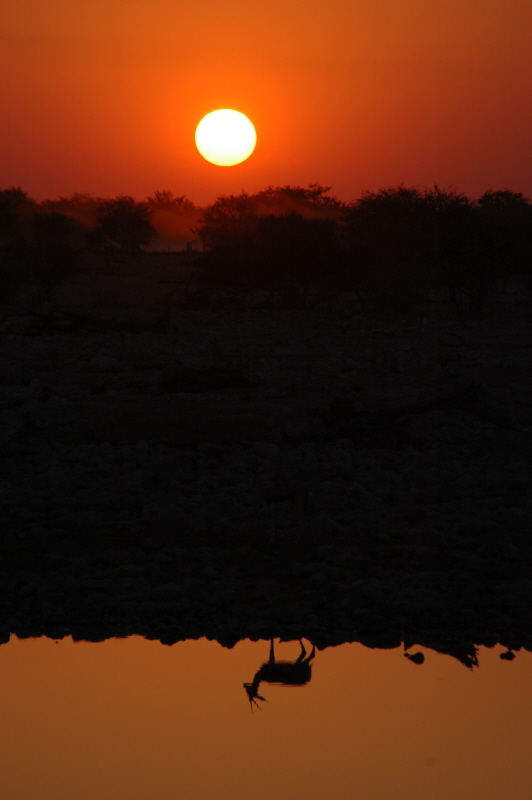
[1,183,531,318]
[0,182,531,668]
[1,472,530,669]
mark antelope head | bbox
[243,682,266,711]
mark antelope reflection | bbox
[244,638,316,710]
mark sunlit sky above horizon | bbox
[2,0,532,204]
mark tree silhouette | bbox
[344,185,479,310]
[193,191,257,251]
[92,196,155,255]
[193,185,345,304]
[429,189,532,311]
[146,190,201,250]
[1,182,529,314]
[0,187,34,239]
[146,190,196,211]
[0,188,36,300]
[23,212,84,298]
[344,186,440,308]
[194,184,343,251]
[476,190,532,276]
[40,192,103,229]
[254,212,344,303]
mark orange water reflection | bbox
[0,636,531,799]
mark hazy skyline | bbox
[2,0,531,203]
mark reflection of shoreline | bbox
[2,526,531,665]
[0,562,529,666]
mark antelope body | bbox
[244,638,315,709]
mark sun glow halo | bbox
[195,109,256,166]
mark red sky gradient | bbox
[2,0,532,204]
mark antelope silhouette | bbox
[244,638,316,710]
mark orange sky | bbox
[2,0,532,204]
[1,636,531,799]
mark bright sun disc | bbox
[195,109,256,166]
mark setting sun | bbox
[195,109,257,167]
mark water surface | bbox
[1,636,530,799]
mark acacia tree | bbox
[92,196,155,255]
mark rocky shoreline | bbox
[1,304,531,666]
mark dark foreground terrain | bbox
[1,301,531,666]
